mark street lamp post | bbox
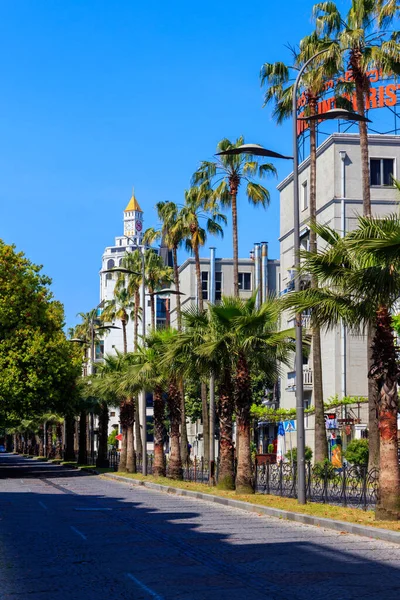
[217,72,369,503]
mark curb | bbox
[103,473,400,546]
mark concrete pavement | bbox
[1,454,400,599]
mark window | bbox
[370,158,394,186]
[215,271,222,302]
[302,181,308,210]
[106,259,114,280]
[201,271,208,300]
[238,272,251,291]
[110,412,116,417]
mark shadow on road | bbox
[0,453,399,600]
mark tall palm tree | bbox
[260,36,341,463]
[180,185,226,462]
[217,296,295,494]
[193,137,276,297]
[116,250,144,457]
[282,216,400,520]
[144,250,173,330]
[313,0,400,217]
[101,288,134,354]
[169,306,237,489]
[144,203,191,460]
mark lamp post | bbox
[216,72,369,503]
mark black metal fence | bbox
[255,460,379,510]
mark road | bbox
[1,454,400,600]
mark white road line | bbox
[126,573,163,599]
[70,526,87,540]
[38,501,48,510]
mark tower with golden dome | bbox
[123,189,144,244]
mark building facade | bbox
[278,133,400,451]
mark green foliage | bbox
[344,439,369,466]
[0,241,81,425]
[108,428,118,447]
[267,443,274,454]
[286,446,313,463]
[250,395,367,422]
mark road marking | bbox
[126,573,163,599]
[38,501,48,510]
[70,526,87,540]
[73,508,113,511]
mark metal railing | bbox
[255,460,379,510]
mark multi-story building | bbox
[278,133,400,451]
[98,191,170,449]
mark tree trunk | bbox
[172,246,182,330]
[47,424,54,459]
[78,412,87,464]
[201,382,209,463]
[179,379,189,464]
[167,379,183,480]
[368,324,380,470]
[134,395,142,456]
[96,402,110,467]
[122,319,127,354]
[230,185,239,297]
[217,368,235,490]
[54,423,63,459]
[307,105,327,463]
[125,397,136,473]
[38,430,44,457]
[150,294,156,330]
[134,289,140,351]
[235,352,254,493]
[369,306,400,520]
[153,385,166,477]
[193,243,203,311]
[64,415,76,461]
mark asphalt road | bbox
[1,454,400,600]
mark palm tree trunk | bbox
[369,306,400,520]
[55,423,63,459]
[122,319,127,354]
[354,85,371,217]
[172,246,182,330]
[134,395,142,456]
[235,352,254,493]
[125,398,136,473]
[134,290,140,351]
[96,402,109,467]
[78,412,87,464]
[230,187,239,297]
[217,368,235,490]
[167,379,183,480]
[38,430,44,457]
[150,294,156,330]
[179,379,189,464]
[64,415,76,461]
[193,243,203,311]
[153,385,166,477]
[368,324,380,470]
[309,114,327,463]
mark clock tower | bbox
[123,189,144,244]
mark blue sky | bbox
[0,0,349,328]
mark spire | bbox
[124,187,143,212]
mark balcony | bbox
[286,368,313,391]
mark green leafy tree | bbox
[144,250,173,330]
[344,439,369,466]
[193,137,276,297]
[101,288,134,354]
[0,241,81,426]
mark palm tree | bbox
[260,37,341,463]
[116,250,143,457]
[313,0,400,217]
[101,288,134,354]
[180,185,226,462]
[144,202,187,330]
[218,296,295,494]
[282,217,400,520]
[193,137,276,297]
[169,306,237,489]
[120,336,167,477]
[144,250,173,330]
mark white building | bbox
[278,133,400,450]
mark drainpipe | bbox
[261,242,268,303]
[339,150,347,400]
[254,243,261,308]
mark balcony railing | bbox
[286,368,313,391]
